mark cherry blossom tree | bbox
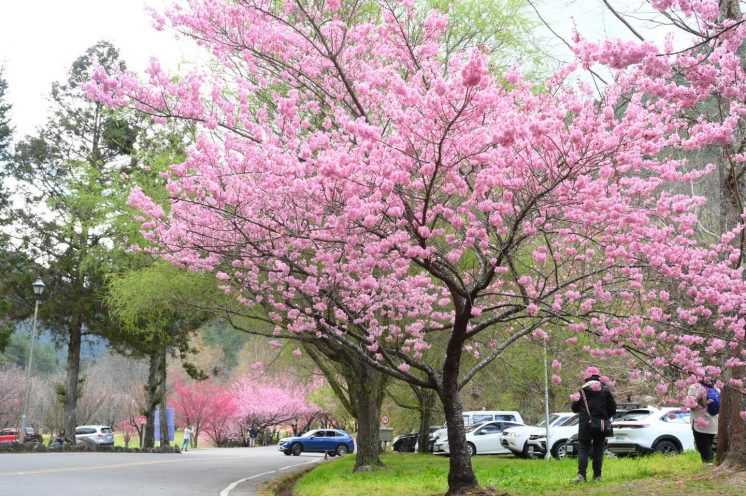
[232,374,324,436]
[564,0,746,469]
[88,0,746,491]
[173,378,238,447]
[0,364,23,428]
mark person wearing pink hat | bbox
[570,367,617,483]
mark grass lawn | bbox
[41,431,198,449]
[294,451,746,496]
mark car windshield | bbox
[466,423,486,433]
[537,414,561,428]
[102,428,112,434]
[615,410,653,422]
[301,430,319,437]
[562,415,580,426]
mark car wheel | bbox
[336,444,349,456]
[551,440,567,459]
[291,444,303,456]
[283,450,291,456]
[653,439,679,455]
[466,443,476,457]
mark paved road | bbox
[0,446,323,496]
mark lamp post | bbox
[543,338,551,460]
[19,277,45,444]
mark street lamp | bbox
[19,277,45,444]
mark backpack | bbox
[706,387,720,416]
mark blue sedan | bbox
[278,429,355,457]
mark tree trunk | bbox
[305,341,387,470]
[718,365,746,468]
[417,389,436,453]
[62,321,82,437]
[143,347,164,448]
[716,0,746,472]
[158,349,169,447]
[440,314,478,495]
[342,357,387,471]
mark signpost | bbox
[381,415,390,426]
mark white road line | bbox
[220,458,320,496]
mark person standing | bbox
[687,378,718,463]
[249,426,258,447]
[571,367,617,483]
[182,426,192,452]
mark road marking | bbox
[0,453,254,477]
[0,458,181,477]
[220,459,320,496]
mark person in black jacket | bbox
[570,367,617,483]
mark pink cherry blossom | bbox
[85,0,746,483]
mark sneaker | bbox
[593,476,603,482]
[572,475,587,484]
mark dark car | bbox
[278,429,355,457]
[393,426,441,452]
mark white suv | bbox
[606,408,694,455]
[75,425,115,446]
[430,411,524,454]
[500,412,575,457]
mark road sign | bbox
[381,415,390,425]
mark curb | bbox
[256,462,321,496]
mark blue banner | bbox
[154,407,175,443]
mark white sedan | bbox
[606,408,694,455]
[434,420,524,456]
[500,412,576,457]
[526,415,581,458]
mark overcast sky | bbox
[0,0,188,137]
[0,0,672,139]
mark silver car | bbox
[75,425,115,446]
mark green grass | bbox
[294,451,744,496]
[41,431,200,449]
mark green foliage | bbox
[0,66,11,162]
[0,41,142,340]
[294,452,727,496]
[200,321,248,369]
[0,320,11,353]
[428,0,539,70]
[0,332,59,374]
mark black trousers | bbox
[693,429,715,463]
[578,434,605,479]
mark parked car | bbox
[75,425,115,446]
[526,414,581,458]
[278,429,355,457]
[500,412,576,458]
[393,426,440,452]
[606,408,694,456]
[0,427,42,444]
[564,407,693,457]
[433,420,524,456]
[429,410,524,452]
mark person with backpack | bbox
[687,378,719,463]
[248,426,258,447]
[570,367,617,483]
